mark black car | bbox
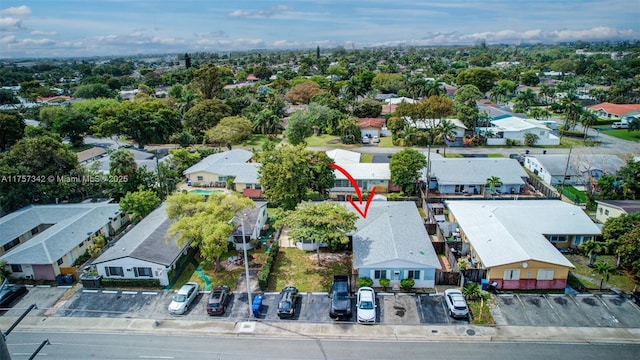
[206,285,231,316]
[0,284,28,309]
[277,286,299,319]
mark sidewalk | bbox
[2,315,639,344]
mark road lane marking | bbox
[82,290,99,293]
[122,291,138,295]
[142,292,158,295]
[138,356,174,359]
[103,290,118,294]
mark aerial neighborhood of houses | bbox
[0,43,639,336]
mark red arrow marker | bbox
[329,163,377,218]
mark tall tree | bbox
[0,111,25,152]
[257,144,335,210]
[52,107,90,147]
[390,149,427,194]
[183,99,231,140]
[485,176,503,195]
[279,202,358,251]
[205,116,253,150]
[166,192,254,271]
[190,64,234,99]
[119,186,161,222]
[455,68,498,93]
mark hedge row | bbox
[101,278,161,288]
[257,240,279,290]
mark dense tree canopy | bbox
[183,99,231,140]
[0,111,25,152]
[257,144,335,210]
[390,149,427,194]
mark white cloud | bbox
[0,35,16,44]
[0,5,31,17]
[30,30,57,36]
[227,5,292,18]
[0,16,23,31]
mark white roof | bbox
[0,203,120,265]
[490,116,549,132]
[427,158,528,185]
[406,117,467,130]
[445,200,601,268]
[183,149,253,175]
[385,97,416,105]
[326,149,361,164]
[334,163,390,180]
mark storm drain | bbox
[466,329,476,336]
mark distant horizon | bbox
[1,1,639,59]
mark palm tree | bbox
[405,76,427,99]
[529,107,552,121]
[579,110,599,139]
[579,240,604,267]
[593,261,614,291]
[561,90,582,131]
[177,90,199,117]
[485,176,503,196]
[397,125,417,146]
[539,84,556,105]
[253,109,281,135]
[489,84,508,104]
[435,119,457,157]
[515,88,537,111]
[425,80,445,97]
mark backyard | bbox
[566,254,639,293]
[267,247,352,292]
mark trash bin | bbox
[481,279,489,291]
[252,294,263,318]
[56,275,65,286]
[80,275,102,289]
[65,274,74,285]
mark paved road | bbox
[5,330,640,360]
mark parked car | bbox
[277,286,299,319]
[206,285,231,316]
[168,282,199,315]
[356,287,376,324]
[329,275,352,319]
[361,137,370,144]
[0,284,28,309]
[444,288,469,319]
[372,136,379,144]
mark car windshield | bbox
[279,301,291,311]
[335,291,349,300]
[359,301,374,310]
[173,294,187,302]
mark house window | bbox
[373,270,387,279]
[135,267,152,277]
[196,176,203,181]
[10,264,22,273]
[503,269,520,280]
[549,235,567,243]
[407,270,421,280]
[599,208,603,214]
[246,184,251,189]
[604,209,609,215]
[57,258,64,266]
[3,238,20,252]
[31,226,40,236]
[79,241,84,248]
[537,269,554,281]
[255,184,262,190]
[564,175,571,180]
[106,266,124,277]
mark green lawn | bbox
[304,134,343,147]
[601,129,640,142]
[566,254,639,292]
[469,297,495,325]
[360,153,373,163]
[378,137,394,147]
[559,185,586,204]
[242,134,282,147]
[69,144,94,153]
[267,248,352,292]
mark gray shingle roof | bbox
[0,203,120,265]
[93,203,185,266]
[350,202,441,269]
[183,149,253,175]
[427,158,528,185]
[596,200,640,214]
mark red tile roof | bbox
[589,102,640,115]
[243,189,262,198]
[246,74,259,81]
[358,118,385,129]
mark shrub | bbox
[357,277,373,288]
[73,251,91,266]
[379,278,390,291]
[400,278,415,292]
[462,282,483,300]
[457,258,468,271]
[101,278,160,288]
[257,240,279,290]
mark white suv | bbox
[168,282,199,315]
[444,288,469,319]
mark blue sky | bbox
[1,0,639,59]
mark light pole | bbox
[231,214,252,320]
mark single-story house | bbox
[326,149,396,197]
[85,148,161,174]
[425,158,528,195]
[351,201,441,288]
[359,118,386,139]
[445,200,601,290]
[183,149,261,197]
[93,203,187,286]
[229,202,268,251]
[77,147,108,164]
[0,203,127,281]
[405,117,467,146]
[589,102,640,120]
[482,116,560,146]
[595,200,640,224]
[524,154,625,186]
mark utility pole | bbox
[559,147,572,200]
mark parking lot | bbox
[5,287,640,329]
[492,294,640,328]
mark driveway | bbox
[0,286,68,317]
[417,294,469,325]
[492,294,640,328]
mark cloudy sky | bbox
[1,0,639,59]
